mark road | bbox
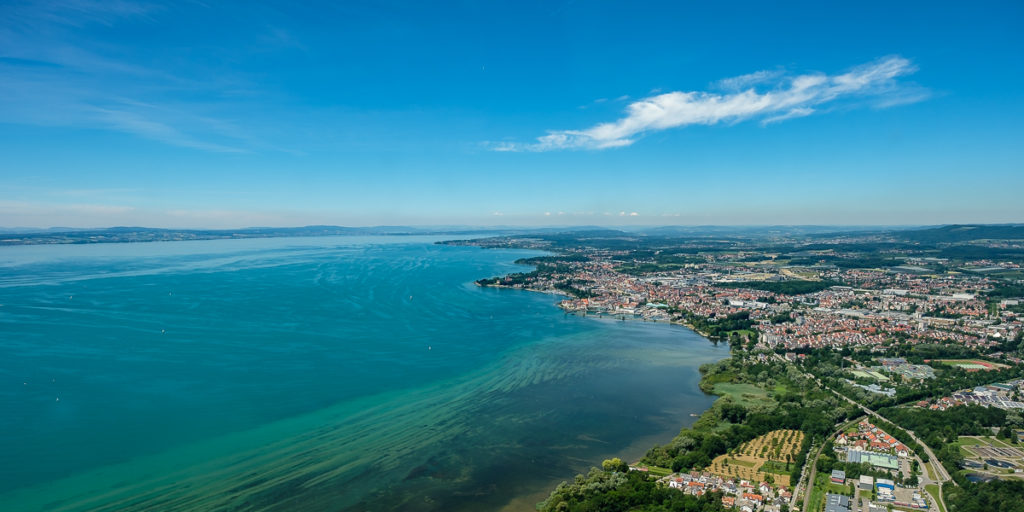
[799,417,863,512]
[824,382,951,484]
[795,440,819,512]
[773,353,953,512]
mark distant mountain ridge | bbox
[890,224,1024,243]
[0,225,496,245]
[0,223,1021,246]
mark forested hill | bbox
[893,224,1024,243]
[4,223,1023,247]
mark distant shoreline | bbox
[477,281,720,339]
[0,226,518,246]
[6,222,1017,246]
[482,274,729,511]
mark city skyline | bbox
[1,1,1022,228]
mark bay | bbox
[0,236,726,511]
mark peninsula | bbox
[447,224,1024,512]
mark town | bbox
[449,225,1024,512]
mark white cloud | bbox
[762,107,815,125]
[494,56,926,151]
[714,69,784,90]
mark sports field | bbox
[933,359,1009,371]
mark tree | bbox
[602,457,628,473]
[998,426,1012,440]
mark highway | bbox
[774,353,952,512]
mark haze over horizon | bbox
[0,222,945,234]
[2,1,1022,228]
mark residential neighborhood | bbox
[455,227,1024,512]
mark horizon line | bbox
[3,222,1022,233]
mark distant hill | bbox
[4,223,1022,247]
[0,225,513,246]
[892,224,1024,243]
[635,225,891,238]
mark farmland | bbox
[706,429,804,487]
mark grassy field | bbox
[712,383,771,408]
[725,457,758,468]
[956,436,984,457]
[727,329,757,338]
[957,436,986,446]
[925,484,946,512]
[959,435,1019,450]
[934,359,1009,370]
[643,465,672,477]
[806,474,825,512]
[987,436,1015,448]
[703,371,736,385]
[807,472,852,512]
[758,460,792,475]
[788,270,820,280]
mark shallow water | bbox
[0,236,726,511]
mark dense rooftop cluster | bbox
[476,241,1024,355]
[453,225,1024,512]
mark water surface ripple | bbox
[0,236,726,511]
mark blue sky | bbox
[1,1,1022,228]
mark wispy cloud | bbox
[492,56,927,151]
[92,107,246,153]
[2,0,159,30]
[0,1,280,153]
[0,199,136,222]
[714,69,784,91]
[762,107,815,125]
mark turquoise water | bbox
[0,236,726,511]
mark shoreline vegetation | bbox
[478,280,719,334]
[474,255,728,337]
[454,229,1024,512]
[474,255,839,511]
[473,251,805,349]
[533,344,848,511]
